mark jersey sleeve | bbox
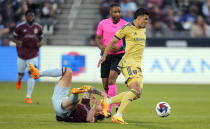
[13,25,21,38]
[114,24,128,40]
[39,26,44,39]
[96,21,103,36]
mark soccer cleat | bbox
[29,63,39,79]
[71,85,91,94]
[111,116,128,124]
[16,80,22,90]
[25,98,32,104]
[101,97,109,118]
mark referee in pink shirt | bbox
[96,3,127,117]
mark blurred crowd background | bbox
[99,0,210,38]
[0,0,60,46]
[0,0,210,46]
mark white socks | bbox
[114,112,123,117]
[107,98,112,104]
[39,68,63,77]
[26,76,35,98]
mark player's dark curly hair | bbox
[25,9,35,15]
[109,3,120,9]
[134,8,149,19]
[94,114,105,122]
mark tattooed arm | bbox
[89,86,107,97]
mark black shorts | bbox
[101,53,124,78]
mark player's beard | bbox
[27,19,35,26]
[112,17,120,24]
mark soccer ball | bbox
[155,102,171,117]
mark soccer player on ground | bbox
[29,63,107,122]
[96,3,127,117]
[98,8,149,124]
[13,9,43,104]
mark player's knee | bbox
[128,81,142,98]
[135,92,142,99]
[64,68,72,77]
[130,89,141,100]
[108,78,116,85]
[108,76,116,85]
[134,87,142,98]
[28,74,32,78]
[135,88,142,99]
[66,67,72,74]
[108,72,118,84]
[28,71,34,79]
[18,73,24,76]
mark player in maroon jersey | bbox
[13,9,43,103]
[55,88,106,123]
[29,63,107,123]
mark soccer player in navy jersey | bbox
[13,9,43,103]
[29,63,107,122]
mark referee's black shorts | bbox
[101,53,124,78]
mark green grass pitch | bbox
[0,82,209,129]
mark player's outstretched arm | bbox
[89,86,107,97]
[97,37,120,67]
